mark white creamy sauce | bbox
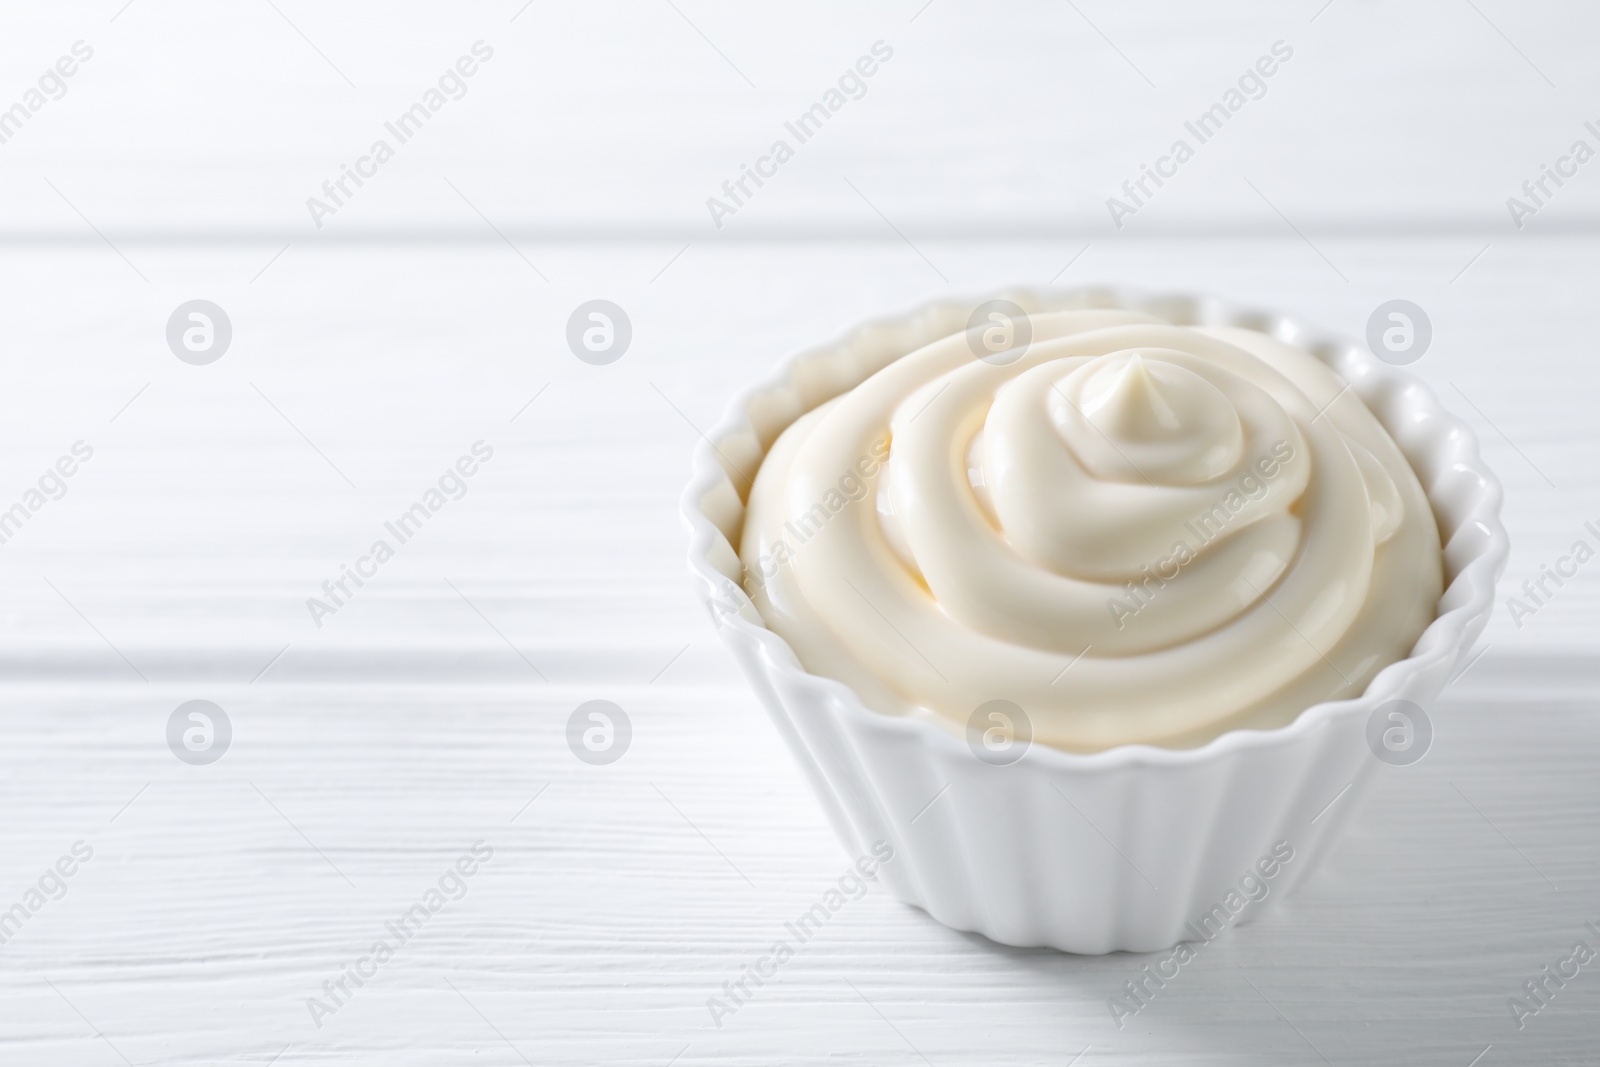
[741,310,1443,751]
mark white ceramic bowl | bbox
[681,287,1508,954]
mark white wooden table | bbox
[1,2,1597,1064]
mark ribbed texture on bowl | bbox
[682,287,1508,954]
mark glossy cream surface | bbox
[739,308,1444,751]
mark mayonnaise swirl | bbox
[740,306,1443,751]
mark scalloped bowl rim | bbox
[681,285,1509,773]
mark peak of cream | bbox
[740,308,1442,751]
[1064,351,1242,483]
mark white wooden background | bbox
[1,2,1598,1064]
